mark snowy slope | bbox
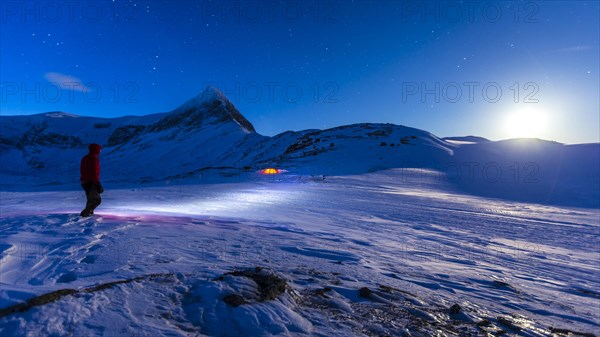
[0,111,166,186]
[443,136,491,144]
[264,123,455,176]
[0,87,457,186]
[1,87,598,208]
[0,171,598,336]
[0,87,266,187]
[450,139,600,208]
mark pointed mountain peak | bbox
[182,85,232,108]
[165,86,256,133]
[197,85,227,103]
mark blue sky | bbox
[1,0,598,143]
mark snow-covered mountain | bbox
[0,87,453,183]
[1,87,598,208]
[1,89,599,336]
[443,135,490,144]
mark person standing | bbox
[80,143,103,217]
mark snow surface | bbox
[1,169,599,336]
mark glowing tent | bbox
[261,168,281,175]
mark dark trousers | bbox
[81,183,101,216]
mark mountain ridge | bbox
[1,87,598,208]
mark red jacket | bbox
[80,144,101,184]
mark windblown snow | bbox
[1,171,599,336]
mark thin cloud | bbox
[44,72,91,92]
[555,45,595,53]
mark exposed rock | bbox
[477,319,492,327]
[224,267,287,302]
[149,107,204,132]
[284,134,317,155]
[148,87,256,133]
[26,157,45,169]
[367,128,391,137]
[0,273,174,318]
[107,125,145,147]
[94,122,111,129]
[449,303,462,315]
[549,327,597,337]
[223,294,247,307]
[216,267,288,307]
[359,287,373,298]
[315,287,333,298]
[0,136,16,152]
[16,122,82,149]
[497,316,521,332]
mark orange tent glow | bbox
[261,168,280,174]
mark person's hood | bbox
[88,143,102,155]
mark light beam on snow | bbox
[112,187,302,216]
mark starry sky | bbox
[1,0,598,143]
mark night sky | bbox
[1,1,598,143]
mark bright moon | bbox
[504,105,547,139]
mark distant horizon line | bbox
[2,109,598,146]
